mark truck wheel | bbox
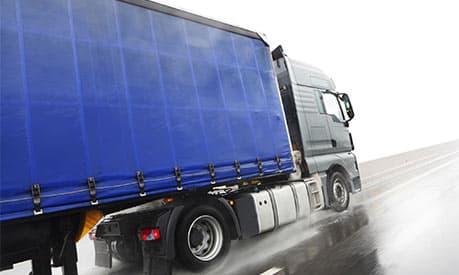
[176,206,230,270]
[327,171,350,212]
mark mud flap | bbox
[94,240,112,268]
[142,254,172,275]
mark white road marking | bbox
[260,266,284,275]
[364,151,459,180]
[364,156,459,204]
[363,150,459,189]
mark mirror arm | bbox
[338,92,355,122]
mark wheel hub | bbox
[189,228,204,247]
[187,215,223,262]
[333,179,347,205]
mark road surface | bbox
[3,140,459,275]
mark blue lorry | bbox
[0,0,360,274]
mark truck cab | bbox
[272,46,361,211]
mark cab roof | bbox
[288,58,336,90]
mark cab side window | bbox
[322,93,344,121]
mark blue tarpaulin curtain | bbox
[0,0,293,221]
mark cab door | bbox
[320,91,353,153]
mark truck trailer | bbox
[0,0,360,274]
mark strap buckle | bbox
[31,184,43,215]
[136,171,146,197]
[87,177,98,205]
[256,157,264,176]
[174,167,183,191]
[208,163,216,185]
[234,160,242,180]
[276,156,282,173]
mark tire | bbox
[175,205,230,270]
[327,171,350,212]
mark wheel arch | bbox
[164,196,240,261]
[322,164,352,209]
[173,199,233,270]
[326,164,352,192]
[178,197,241,240]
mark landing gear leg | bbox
[61,241,78,275]
[31,246,51,275]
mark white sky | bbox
[159,0,459,161]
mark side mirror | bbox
[339,93,355,121]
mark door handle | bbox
[331,139,337,147]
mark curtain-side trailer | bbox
[0,0,360,274]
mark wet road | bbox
[3,140,459,275]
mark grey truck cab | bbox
[272,46,361,211]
